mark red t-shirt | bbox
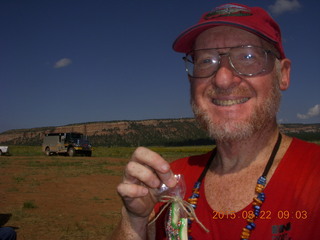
[154,138,320,239]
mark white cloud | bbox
[297,104,320,120]
[269,0,301,15]
[54,58,72,68]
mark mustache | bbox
[205,86,252,98]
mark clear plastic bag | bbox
[156,174,188,240]
[156,174,186,199]
[150,174,208,240]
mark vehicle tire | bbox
[86,151,92,157]
[45,147,51,156]
[0,150,2,156]
[67,147,75,157]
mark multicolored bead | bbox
[186,181,202,240]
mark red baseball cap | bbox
[173,3,285,59]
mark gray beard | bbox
[192,83,282,143]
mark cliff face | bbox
[0,121,132,144]
[0,119,207,146]
[0,119,319,146]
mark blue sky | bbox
[1,0,319,133]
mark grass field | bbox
[7,145,214,160]
[1,145,214,240]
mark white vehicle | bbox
[0,146,9,156]
[42,133,92,157]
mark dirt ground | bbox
[0,156,125,240]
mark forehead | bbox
[194,26,266,50]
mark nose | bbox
[211,56,241,89]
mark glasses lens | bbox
[184,46,274,78]
[185,49,219,78]
[230,46,268,76]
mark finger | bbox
[131,147,177,188]
[124,161,161,188]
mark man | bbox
[112,3,320,239]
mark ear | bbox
[279,58,291,91]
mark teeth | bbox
[213,98,249,106]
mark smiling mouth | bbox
[213,98,250,106]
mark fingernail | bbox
[167,177,177,188]
[141,187,148,196]
[161,164,169,172]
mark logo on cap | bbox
[205,4,252,19]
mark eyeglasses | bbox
[183,45,278,78]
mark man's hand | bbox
[110,147,177,239]
[117,146,177,219]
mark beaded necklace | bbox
[187,133,282,240]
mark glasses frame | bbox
[183,45,279,78]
